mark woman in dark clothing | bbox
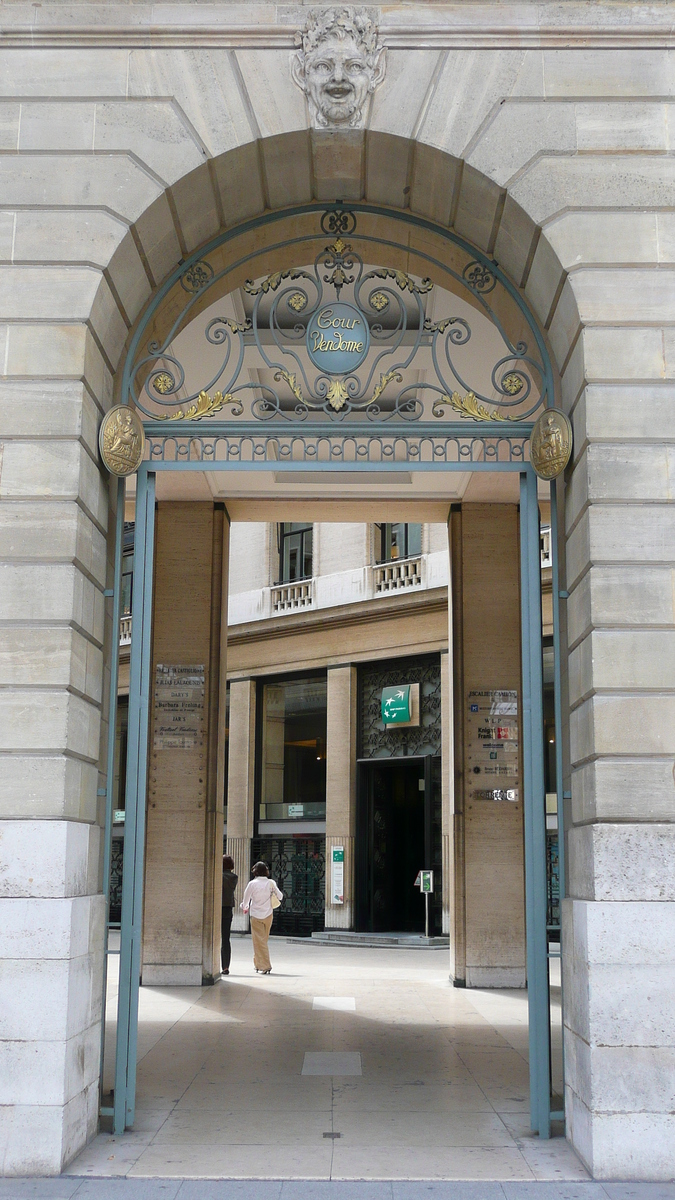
[221,854,238,975]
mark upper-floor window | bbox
[278,522,313,583]
[376,522,422,564]
[540,525,552,569]
[121,522,135,616]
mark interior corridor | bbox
[69,940,583,1181]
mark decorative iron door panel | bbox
[251,836,326,937]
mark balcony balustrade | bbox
[271,580,314,613]
[373,556,422,594]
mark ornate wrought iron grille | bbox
[109,838,124,925]
[251,836,326,937]
[126,206,550,441]
[359,654,442,759]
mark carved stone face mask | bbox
[291,9,386,130]
[304,33,372,127]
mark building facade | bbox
[1,0,675,1182]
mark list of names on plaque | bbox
[153,663,205,750]
[466,689,519,802]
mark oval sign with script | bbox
[306,302,370,374]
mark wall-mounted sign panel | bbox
[306,303,370,373]
[331,845,344,904]
[466,689,519,802]
[381,682,420,728]
[382,684,411,723]
[153,664,205,750]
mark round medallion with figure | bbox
[529,409,572,481]
[99,406,145,477]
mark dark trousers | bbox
[221,906,233,971]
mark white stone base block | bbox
[466,966,526,988]
[141,964,202,986]
[324,903,353,930]
[566,1086,675,1181]
[563,897,675,1179]
[0,1079,98,1175]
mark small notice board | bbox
[466,689,519,802]
[153,663,205,750]
[331,846,344,904]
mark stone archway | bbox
[104,183,561,1146]
[3,21,673,1169]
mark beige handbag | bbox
[270,882,282,910]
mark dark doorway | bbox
[356,756,441,934]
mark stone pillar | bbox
[226,678,256,931]
[142,502,226,986]
[0,376,112,1170]
[325,664,357,930]
[202,508,229,982]
[440,648,453,936]
[556,232,675,1178]
[449,507,466,982]
[455,504,526,988]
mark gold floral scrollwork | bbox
[369,291,389,313]
[163,391,240,421]
[370,268,433,295]
[424,318,453,334]
[243,269,304,296]
[432,391,509,422]
[369,370,403,406]
[99,405,145,476]
[502,372,524,396]
[288,292,308,313]
[153,372,174,395]
[326,379,349,411]
[274,368,305,407]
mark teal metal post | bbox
[549,478,566,1124]
[113,468,156,1134]
[520,469,551,1138]
[99,477,125,1112]
[549,481,566,900]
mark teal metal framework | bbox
[103,201,563,1145]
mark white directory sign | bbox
[466,689,519,802]
[331,846,344,904]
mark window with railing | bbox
[374,523,423,593]
[121,522,135,615]
[278,521,313,583]
[540,525,552,569]
[376,522,422,563]
[119,523,135,645]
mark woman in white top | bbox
[240,861,284,974]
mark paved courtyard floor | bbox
[67,939,582,1182]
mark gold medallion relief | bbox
[529,409,572,481]
[99,406,145,477]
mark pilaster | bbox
[325,664,357,929]
[226,677,256,931]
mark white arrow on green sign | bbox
[381,684,411,724]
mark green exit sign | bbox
[381,684,411,724]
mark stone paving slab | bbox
[2,1183,675,1200]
